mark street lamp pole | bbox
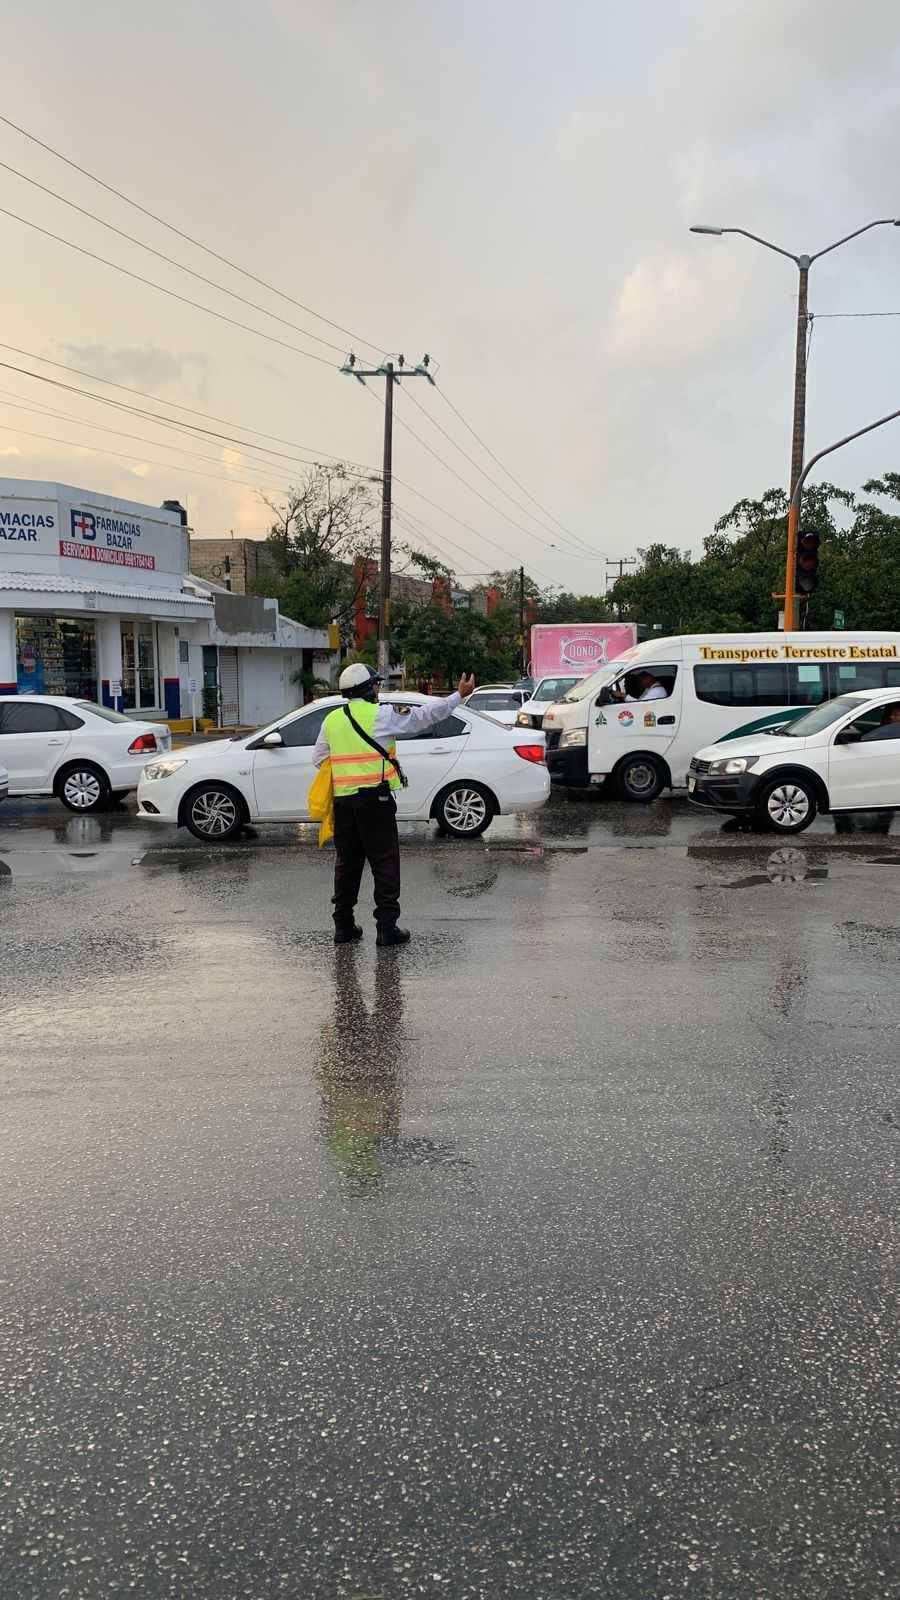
[781,403,900,626]
[688,216,890,518]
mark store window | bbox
[120,621,159,710]
[16,616,97,698]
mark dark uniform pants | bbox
[332,790,401,930]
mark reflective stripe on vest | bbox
[323,702,402,796]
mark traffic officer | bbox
[313,664,476,946]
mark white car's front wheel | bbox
[184,783,245,842]
[757,776,817,835]
[434,782,493,840]
[57,763,111,814]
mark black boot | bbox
[334,922,363,945]
[376,926,411,947]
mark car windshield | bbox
[532,676,579,702]
[76,700,140,724]
[563,656,641,702]
[780,695,862,736]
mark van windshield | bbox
[780,695,861,736]
[563,653,642,702]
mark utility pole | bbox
[518,565,526,675]
[342,353,435,681]
[605,557,636,620]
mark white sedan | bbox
[0,695,171,812]
[463,687,529,727]
[137,693,550,842]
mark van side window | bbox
[694,663,791,706]
[830,661,888,695]
[789,664,827,705]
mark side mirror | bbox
[262,730,285,749]
[835,725,861,745]
[597,688,613,706]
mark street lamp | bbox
[690,218,900,503]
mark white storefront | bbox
[0,479,335,725]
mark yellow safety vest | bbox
[323,701,402,797]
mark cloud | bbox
[58,344,210,400]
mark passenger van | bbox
[541,632,900,800]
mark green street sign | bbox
[833,608,845,629]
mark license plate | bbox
[687,776,696,793]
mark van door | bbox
[587,664,682,788]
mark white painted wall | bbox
[239,649,296,726]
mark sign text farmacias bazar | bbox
[698,644,898,662]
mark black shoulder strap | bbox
[343,704,406,785]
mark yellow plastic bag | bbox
[307,758,335,846]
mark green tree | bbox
[255,464,378,635]
[391,601,517,685]
[536,590,613,623]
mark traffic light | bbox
[795,528,821,596]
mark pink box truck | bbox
[529,623,637,681]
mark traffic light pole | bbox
[778,403,900,629]
[342,354,435,681]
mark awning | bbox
[0,571,214,619]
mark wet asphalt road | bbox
[1,794,898,1599]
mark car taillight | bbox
[514,744,545,764]
[128,733,159,754]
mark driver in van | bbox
[612,670,667,703]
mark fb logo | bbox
[70,509,96,541]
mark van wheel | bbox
[756,777,817,834]
[615,754,665,802]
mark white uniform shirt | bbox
[624,683,667,702]
[312,691,462,768]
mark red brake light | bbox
[129,733,159,754]
[514,743,545,764]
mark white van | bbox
[542,631,900,801]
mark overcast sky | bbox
[2,0,899,593]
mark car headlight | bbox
[143,759,188,780]
[706,755,759,775]
[516,711,531,727]
[560,729,587,748]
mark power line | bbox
[813,310,900,318]
[0,387,314,489]
[434,382,600,553]
[0,358,380,479]
[0,205,337,368]
[0,158,350,356]
[0,342,376,470]
[399,380,592,554]
[0,420,300,502]
[2,345,549,580]
[391,384,574,563]
[0,111,386,359]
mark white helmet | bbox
[339,662,380,696]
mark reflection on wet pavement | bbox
[316,951,469,1189]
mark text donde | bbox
[60,540,156,571]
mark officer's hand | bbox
[457,674,476,698]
